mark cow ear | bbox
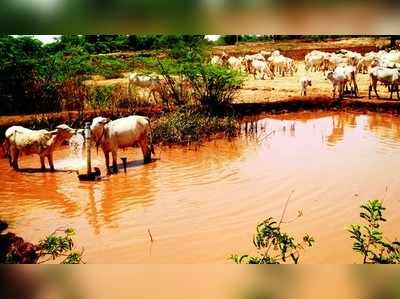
[48,130,57,136]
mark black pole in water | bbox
[78,122,102,181]
[85,122,92,175]
[121,157,128,173]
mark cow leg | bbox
[48,154,55,171]
[390,84,394,100]
[11,149,19,170]
[373,83,380,99]
[112,150,118,174]
[104,151,111,175]
[140,138,151,164]
[40,155,46,170]
[369,84,372,99]
[396,85,400,100]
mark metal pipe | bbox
[85,122,91,175]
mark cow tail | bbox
[147,117,155,155]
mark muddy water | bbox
[1,111,400,263]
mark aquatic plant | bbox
[231,193,315,264]
[348,199,400,264]
[231,217,314,264]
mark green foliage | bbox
[152,109,240,144]
[348,200,400,264]
[38,228,84,263]
[231,217,314,264]
[218,35,240,45]
[181,63,243,112]
[91,56,126,79]
[88,85,114,109]
[38,228,75,258]
[0,35,207,115]
[62,251,84,264]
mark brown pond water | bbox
[1,111,400,263]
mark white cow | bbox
[90,115,154,174]
[210,55,223,65]
[368,67,400,100]
[246,59,274,80]
[128,72,161,101]
[3,126,28,166]
[227,56,244,70]
[339,65,358,97]
[6,124,77,171]
[326,67,348,99]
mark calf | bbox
[300,77,312,96]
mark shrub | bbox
[91,56,127,79]
[88,85,115,110]
[348,199,400,264]
[231,217,314,264]
[0,221,84,264]
[152,109,240,144]
[181,63,243,113]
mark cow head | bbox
[90,117,110,145]
[50,124,77,144]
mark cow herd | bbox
[3,115,154,174]
[211,50,296,79]
[3,46,400,173]
[211,48,400,100]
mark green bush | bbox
[348,199,400,264]
[88,85,115,109]
[181,63,243,113]
[91,56,126,79]
[231,217,314,264]
[152,109,240,144]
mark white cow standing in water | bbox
[90,115,154,174]
[5,124,77,171]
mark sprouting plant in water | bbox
[231,217,314,264]
[348,199,400,264]
[38,228,85,264]
[231,192,315,264]
[62,251,84,264]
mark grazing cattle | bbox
[305,51,326,72]
[357,56,379,74]
[210,55,223,65]
[326,68,348,99]
[260,50,272,60]
[227,56,244,70]
[339,65,358,96]
[6,124,77,171]
[246,59,274,80]
[300,77,312,96]
[128,72,161,102]
[90,115,154,174]
[368,67,400,100]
